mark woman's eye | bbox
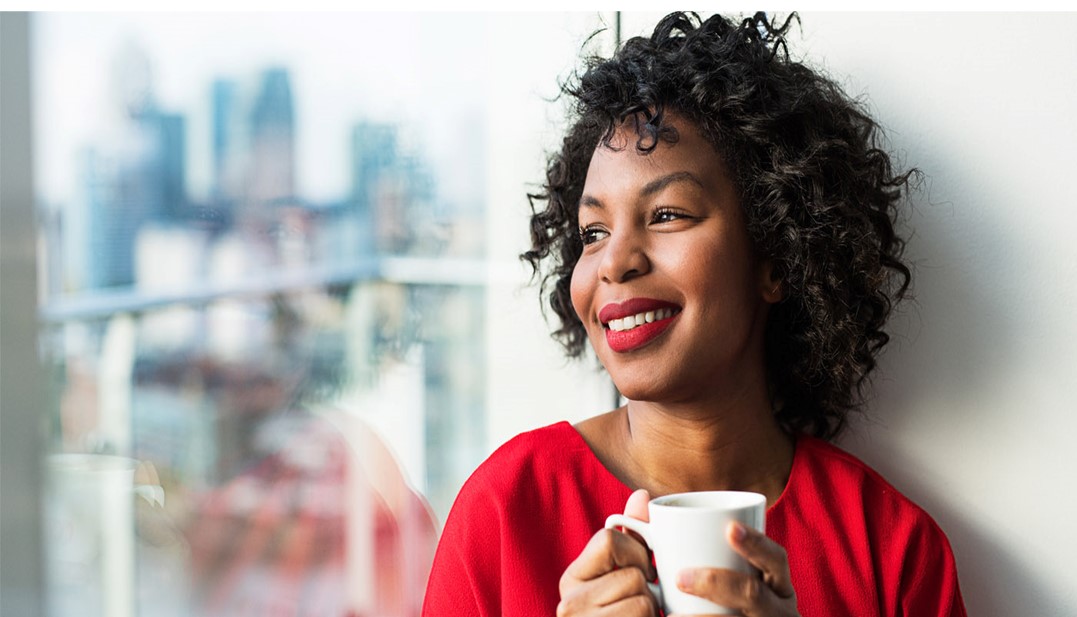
[578,226,607,245]
[652,207,687,224]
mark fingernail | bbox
[677,569,695,591]
[731,521,747,541]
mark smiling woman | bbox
[422,11,966,617]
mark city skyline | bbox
[33,13,490,209]
[38,35,463,295]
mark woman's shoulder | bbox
[456,421,599,497]
[793,437,925,508]
[484,420,588,463]
[792,435,969,611]
[788,435,955,546]
[780,435,966,614]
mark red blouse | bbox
[422,422,966,616]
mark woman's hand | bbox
[557,489,659,617]
[672,521,799,616]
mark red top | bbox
[422,422,966,616]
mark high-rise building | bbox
[78,43,190,290]
[349,122,397,256]
[211,79,237,198]
[351,122,442,255]
[209,77,247,221]
[247,68,295,208]
[156,112,187,222]
[84,148,146,289]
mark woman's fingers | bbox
[594,593,658,617]
[726,521,795,598]
[557,567,657,616]
[557,489,658,616]
[674,567,786,616]
[561,526,654,589]
[671,523,798,616]
[623,488,651,522]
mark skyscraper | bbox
[247,68,295,209]
[156,112,186,222]
[211,79,239,201]
[82,43,172,289]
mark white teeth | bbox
[607,308,678,332]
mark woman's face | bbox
[570,116,779,404]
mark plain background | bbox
[487,12,1077,617]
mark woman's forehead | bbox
[587,119,727,186]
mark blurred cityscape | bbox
[40,44,482,297]
[39,41,487,616]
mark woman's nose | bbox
[599,229,650,283]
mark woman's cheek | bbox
[569,258,595,330]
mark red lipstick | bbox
[599,298,681,353]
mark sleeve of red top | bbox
[898,513,968,617]
[421,473,501,617]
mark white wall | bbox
[798,13,1077,616]
[499,12,1077,616]
[484,12,619,448]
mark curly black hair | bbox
[522,12,915,441]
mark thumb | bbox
[624,488,651,522]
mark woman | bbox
[423,12,965,616]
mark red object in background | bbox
[186,411,438,617]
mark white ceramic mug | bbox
[604,490,766,616]
[45,454,164,617]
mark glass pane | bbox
[33,12,610,617]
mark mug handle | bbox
[604,514,662,604]
[133,461,165,507]
[134,484,165,508]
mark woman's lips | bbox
[604,312,679,352]
[598,298,681,323]
[598,298,682,353]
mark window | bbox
[22,13,615,616]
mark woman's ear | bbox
[758,259,783,304]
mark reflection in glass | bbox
[35,13,492,616]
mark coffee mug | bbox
[604,490,766,615]
[45,454,164,617]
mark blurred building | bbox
[246,68,295,211]
[350,122,437,256]
[72,42,188,291]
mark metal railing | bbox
[38,255,518,324]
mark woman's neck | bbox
[618,399,793,506]
[576,384,794,508]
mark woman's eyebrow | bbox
[579,171,704,209]
[579,194,604,210]
[640,171,705,196]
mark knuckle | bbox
[742,575,763,604]
[623,566,649,592]
[595,528,618,553]
[558,570,573,596]
[773,543,789,562]
[556,591,582,617]
[627,593,656,616]
[697,568,721,588]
